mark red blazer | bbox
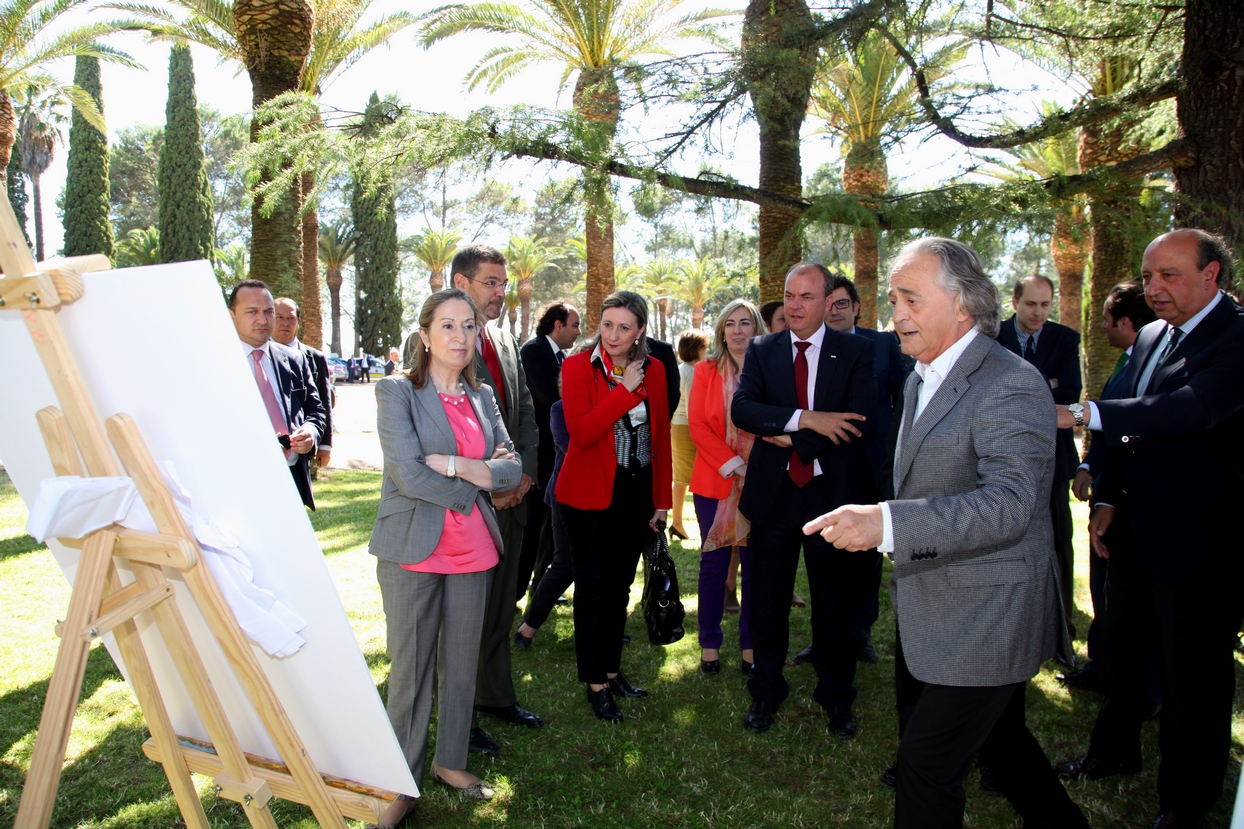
[687,359,742,500]
[554,350,673,511]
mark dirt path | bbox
[324,382,383,471]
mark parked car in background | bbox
[326,358,348,382]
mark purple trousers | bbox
[693,494,751,652]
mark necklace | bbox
[438,390,465,406]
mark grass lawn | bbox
[1,467,1241,828]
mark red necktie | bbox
[251,349,289,439]
[789,341,813,487]
[480,328,508,413]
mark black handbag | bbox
[641,526,685,645]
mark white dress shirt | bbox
[879,328,979,553]
[782,324,828,477]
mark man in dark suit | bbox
[1059,282,1156,690]
[1054,229,1244,828]
[996,274,1081,628]
[732,262,878,737]
[229,280,326,510]
[806,237,1086,829]
[452,245,544,755]
[517,301,581,602]
[646,335,681,419]
[272,296,334,472]
[792,274,909,667]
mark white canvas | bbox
[0,261,417,798]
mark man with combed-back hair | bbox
[804,237,1087,829]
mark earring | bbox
[425,345,430,353]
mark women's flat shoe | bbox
[741,659,755,675]
[587,685,623,722]
[431,767,494,801]
[366,793,416,828]
[607,673,648,698]
[513,629,533,649]
[700,658,721,675]
[669,526,689,540]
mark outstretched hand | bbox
[802,505,883,551]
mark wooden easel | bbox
[2,200,397,827]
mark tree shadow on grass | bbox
[0,531,43,563]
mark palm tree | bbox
[0,0,135,181]
[406,226,460,292]
[319,218,355,357]
[117,226,162,266]
[988,102,1087,331]
[505,234,561,341]
[809,30,965,327]
[120,0,418,349]
[421,0,732,333]
[631,258,679,340]
[214,240,248,296]
[674,256,730,329]
[502,284,520,338]
[16,86,65,260]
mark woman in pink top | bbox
[369,289,521,827]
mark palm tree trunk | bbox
[742,0,817,302]
[1079,118,1143,399]
[30,174,44,261]
[1051,210,1087,332]
[843,141,887,327]
[519,276,533,341]
[430,268,443,292]
[300,169,323,349]
[573,67,621,334]
[327,267,343,356]
[0,91,14,185]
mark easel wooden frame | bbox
[3,200,397,828]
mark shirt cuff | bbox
[1077,462,1090,472]
[1086,402,1102,431]
[719,456,745,478]
[879,502,895,554]
[784,410,802,433]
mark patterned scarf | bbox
[704,363,755,551]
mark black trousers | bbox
[1050,479,1074,620]
[1088,543,1244,816]
[747,475,877,714]
[560,466,653,684]
[894,632,1087,829]
[515,488,552,602]
[523,495,572,629]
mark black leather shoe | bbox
[1152,810,1204,828]
[700,659,721,675]
[1055,753,1142,781]
[740,659,754,675]
[744,699,777,732]
[790,643,815,666]
[621,633,631,645]
[476,703,544,728]
[607,673,647,698]
[587,686,623,722]
[468,727,500,756]
[1056,666,1100,691]
[513,629,533,650]
[556,595,570,605]
[879,765,897,790]
[857,638,878,664]
[827,709,857,740]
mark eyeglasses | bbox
[468,275,510,292]
[830,298,855,310]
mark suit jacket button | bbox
[1122,436,1131,443]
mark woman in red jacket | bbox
[688,299,761,676]
[555,290,672,723]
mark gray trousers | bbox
[377,558,488,786]
[474,508,525,710]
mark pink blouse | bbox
[402,392,500,574]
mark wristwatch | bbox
[1068,403,1086,428]
[446,455,457,478]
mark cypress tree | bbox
[6,149,30,248]
[63,56,114,260]
[158,43,214,263]
[350,93,401,358]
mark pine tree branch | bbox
[876,22,1179,150]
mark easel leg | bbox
[105,565,211,829]
[15,531,115,829]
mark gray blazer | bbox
[369,374,522,566]
[888,333,1069,687]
